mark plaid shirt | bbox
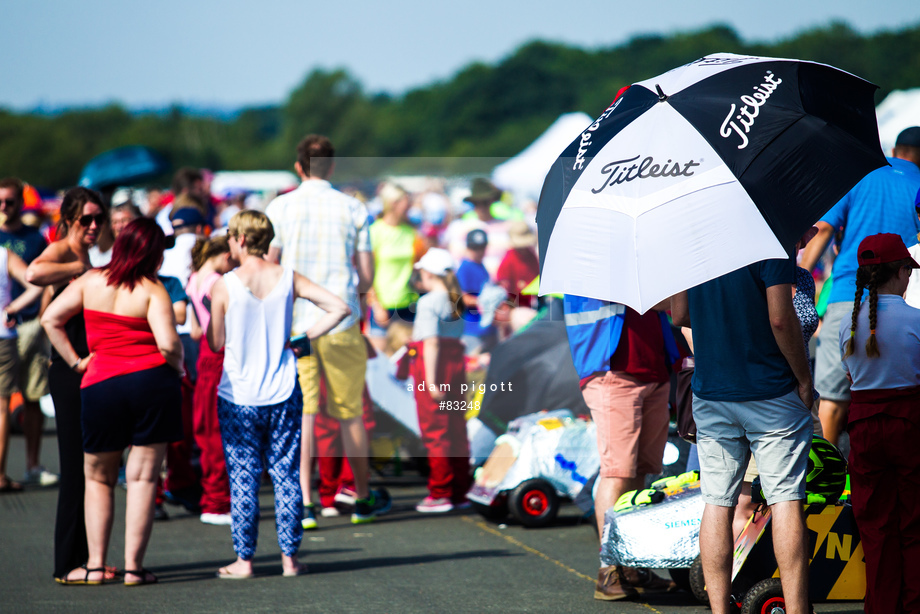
[266,180,371,335]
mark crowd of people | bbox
[2,122,920,612]
[0,132,547,586]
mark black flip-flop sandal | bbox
[55,564,109,585]
[0,478,24,493]
[123,568,158,587]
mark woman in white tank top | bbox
[206,211,348,580]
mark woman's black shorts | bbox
[81,364,183,453]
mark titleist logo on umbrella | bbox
[720,72,783,150]
[590,155,701,194]
[572,97,624,171]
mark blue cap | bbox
[466,229,488,249]
[171,207,207,228]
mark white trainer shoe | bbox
[23,467,59,486]
[200,513,233,526]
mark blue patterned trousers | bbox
[217,385,304,559]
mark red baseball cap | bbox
[857,233,920,267]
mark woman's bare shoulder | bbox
[79,269,107,287]
[38,240,76,261]
[137,275,169,297]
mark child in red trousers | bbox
[400,248,471,513]
[313,374,376,518]
[840,233,920,614]
[187,236,237,525]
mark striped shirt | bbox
[266,180,371,335]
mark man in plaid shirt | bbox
[267,135,382,525]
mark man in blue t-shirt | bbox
[456,229,495,354]
[672,256,813,614]
[0,177,53,487]
[800,126,920,447]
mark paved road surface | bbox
[1,434,863,613]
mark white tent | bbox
[210,170,299,197]
[876,89,920,155]
[492,112,592,201]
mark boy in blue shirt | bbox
[456,229,494,354]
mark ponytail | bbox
[441,270,464,321]
[843,279,865,358]
[190,235,230,272]
[865,268,880,358]
[846,259,910,358]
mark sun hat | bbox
[477,284,508,327]
[111,187,133,207]
[465,178,501,204]
[856,233,920,267]
[414,248,455,276]
[466,229,488,249]
[508,220,537,248]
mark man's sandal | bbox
[123,569,158,587]
[55,565,111,585]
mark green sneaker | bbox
[351,488,392,524]
[301,504,318,530]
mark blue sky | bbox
[4,0,919,109]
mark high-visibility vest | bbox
[563,294,681,380]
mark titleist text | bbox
[591,155,701,194]
[719,71,783,150]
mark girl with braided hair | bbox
[839,233,920,613]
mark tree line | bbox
[2,21,919,190]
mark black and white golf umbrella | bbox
[536,53,887,313]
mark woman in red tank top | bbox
[42,219,184,586]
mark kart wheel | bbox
[689,555,708,604]
[509,479,559,528]
[669,567,692,593]
[740,578,784,614]
[471,496,509,522]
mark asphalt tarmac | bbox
[1,434,864,614]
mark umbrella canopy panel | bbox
[542,100,787,312]
[537,53,886,313]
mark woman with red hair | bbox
[42,217,184,586]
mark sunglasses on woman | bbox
[77,213,107,227]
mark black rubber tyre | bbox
[740,578,784,614]
[669,567,692,593]
[689,554,708,604]
[471,496,509,522]
[508,479,559,528]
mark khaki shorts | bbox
[297,323,366,421]
[743,402,822,483]
[582,372,670,479]
[694,389,812,507]
[16,317,50,401]
[0,337,19,396]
